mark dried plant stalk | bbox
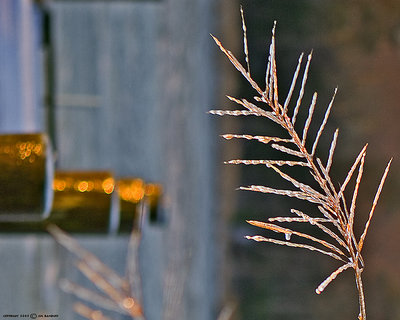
[73,302,113,320]
[211,10,392,320]
[47,224,144,319]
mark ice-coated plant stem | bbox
[211,7,392,319]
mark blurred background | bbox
[0,0,399,319]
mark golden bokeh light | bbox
[50,171,115,233]
[52,172,116,195]
[53,179,66,192]
[145,183,163,197]
[0,135,45,165]
[0,133,50,219]
[118,178,145,203]
[102,177,115,194]
[77,181,89,192]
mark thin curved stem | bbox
[355,270,366,320]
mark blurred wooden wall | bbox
[0,0,221,319]
[0,0,44,132]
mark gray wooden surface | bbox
[0,0,44,133]
[0,234,131,318]
[0,0,218,319]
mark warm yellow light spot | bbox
[33,144,42,156]
[77,181,89,192]
[118,179,145,203]
[145,183,163,197]
[145,184,155,196]
[53,179,66,191]
[87,180,94,191]
[120,188,132,201]
[132,187,145,202]
[18,142,26,150]
[122,297,135,309]
[102,178,115,194]
[131,180,145,201]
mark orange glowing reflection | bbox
[33,144,42,155]
[0,134,46,168]
[77,181,89,192]
[15,141,43,162]
[53,172,116,195]
[53,179,66,191]
[145,183,163,197]
[118,179,145,203]
[102,178,115,194]
[87,180,94,191]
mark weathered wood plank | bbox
[0,0,44,133]
[1,1,217,319]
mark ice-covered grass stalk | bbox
[210,7,392,320]
[47,225,144,320]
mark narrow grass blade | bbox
[271,144,305,158]
[246,235,346,262]
[76,261,142,317]
[292,51,313,125]
[291,209,347,250]
[284,53,304,113]
[240,6,250,76]
[358,158,392,252]
[221,134,292,144]
[240,185,326,205]
[349,152,366,230]
[226,95,281,124]
[126,231,143,309]
[61,279,122,314]
[268,217,332,223]
[302,92,318,146]
[211,35,264,96]
[326,129,339,172]
[312,88,337,156]
[226,96,265,114]
[265,49,271,96]
[247,220,346,257]
[318,206,345,236]
[316,262,354,294]
[225,159,309,167]
[47,224,129,292]
[316,158,338,199]
[75,261,126,305]
[73,302,113,320]
[338,144,368,200]
[268,44,274,103]
[270,21,280,111]
[267,164,326,201]
[209,109,259,116]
